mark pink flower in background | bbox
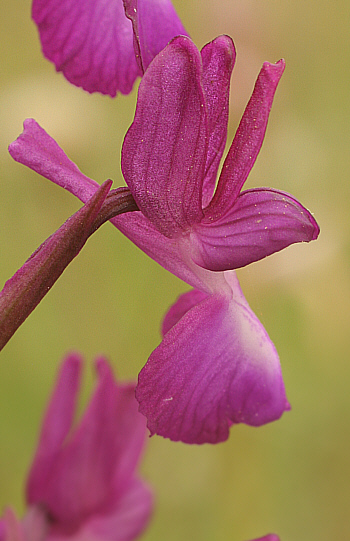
[0,354,152,541]
[32,0,188,96]
[9,35,319,444]
[250,535,280,541]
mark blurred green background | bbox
[1,1,349,540]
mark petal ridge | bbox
[122,36,207,237]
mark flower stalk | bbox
[0,182,138,351]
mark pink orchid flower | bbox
[9,35,319,444]
[32,0,188,96]
[0,354,152,541]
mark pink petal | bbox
[191,188,320,271]
[200,35,236,207]
[252,533,280,541]
[122,36,207,237]
[32,0,141,96]
[136,272,289,444]
[28,357,147,529]
[123,0,189,72]
[48,478,153,541]
[208,60,285,217]
[27,354,82,505]
[9,119,99,202]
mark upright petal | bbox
[208,60,285,218]
[123,0,188,72]
[27,354,82,505]
[32,0,141,96]
[122,36,207,237]
[136,273,289,444]
[107,374,148,495]
[191,188,320,271]
[200,36,236,207]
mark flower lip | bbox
[136,272,290,444]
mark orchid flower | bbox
[0,354,152,541]
[32,0,188,96]
[9,35,319,444]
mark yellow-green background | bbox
[1,2,349,540]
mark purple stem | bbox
[0,182,138,351]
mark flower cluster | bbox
[1,0,320,539]
[0,354,152,541]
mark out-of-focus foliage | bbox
[0,1,349,540]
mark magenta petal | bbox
[191,188,320,271]
[9,119,99,202]
[32,0,141,96]
[136,272,289,444]
[123,0,188,72]
[107,379,148,496]
[27,354,82,505]
[122,36,207,237]
[209,60,285,217]
[200,35,236,207]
